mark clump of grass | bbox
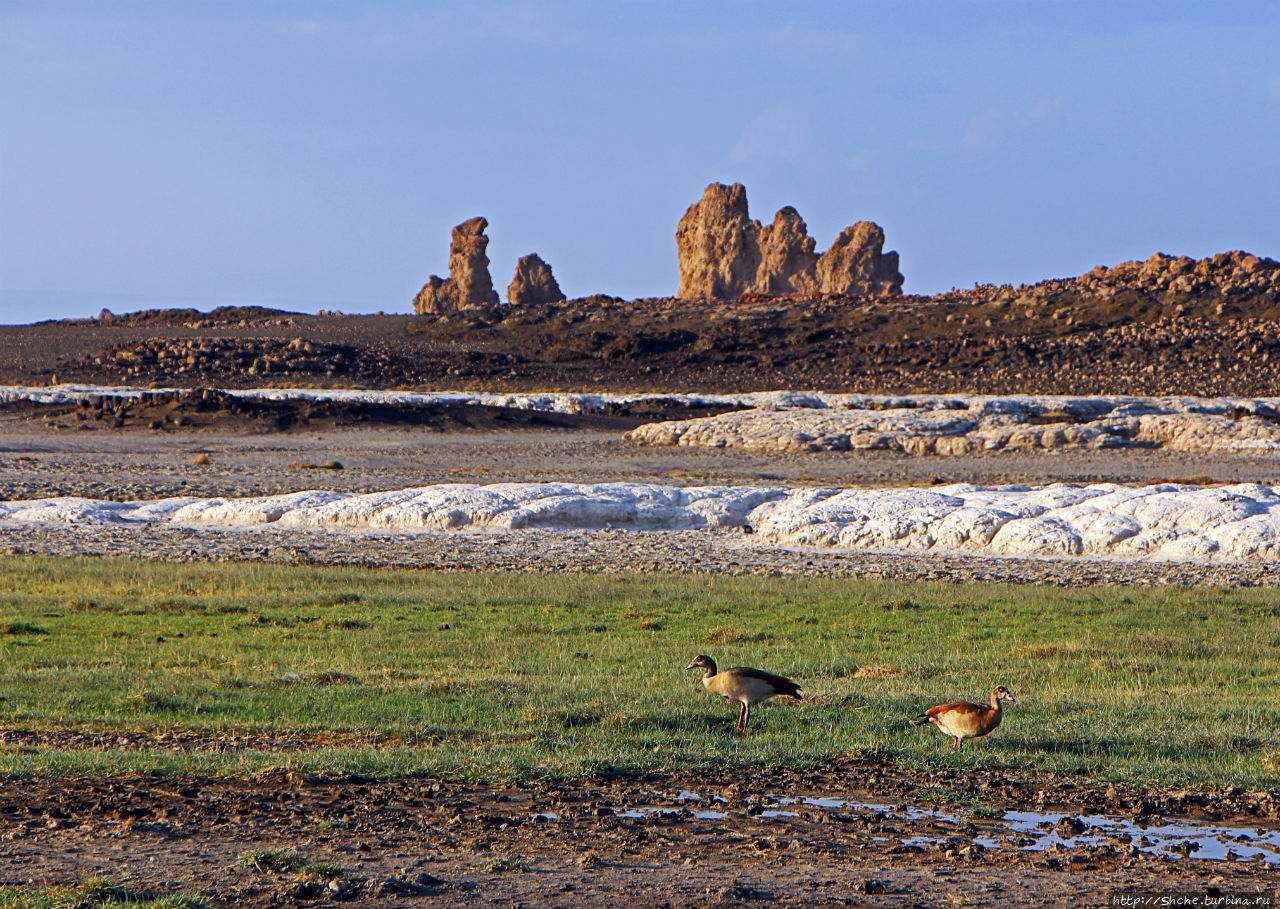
[852,664,901,678]
[914,786,972,806]
[703,626,772,644]
[128,690,189,712]
[237,849,356,881]
[485,855,528,873]
[319,617,368,630]
[217,677,257,690]
[971,805,1005,820]
[279,671,361,686]
[316,591,362,607]
[0,622,47,636]
[0,876,214,908]
[63,598,101,612]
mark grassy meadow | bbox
[0,556,1278,789]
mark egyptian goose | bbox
[911,685,1016,751]
[685,654,802,733]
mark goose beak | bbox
[685,661,698,670]
[1005,693,1017,703]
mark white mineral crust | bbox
[3,481,1280,563]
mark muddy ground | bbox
[2,761,1277,907]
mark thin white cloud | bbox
[959,107,1000,152]
[729,106,810,165]
[1029,97,1063,120]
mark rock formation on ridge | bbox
[413,216,500,314]
[755,206,819,294]
[676,182,903,300]
[815,221,902,298]
[674,183,762,300]
[507,253,566,306]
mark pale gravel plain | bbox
[3,426,1280,585]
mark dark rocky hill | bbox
[3,250,1280,397]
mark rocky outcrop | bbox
[1075,250,1280,300]
[943,250,1280,308]
[675,182,902,300]
[675,183,762,300]
[815,222,902,297]
[413,217,500,314]
[755,207,818,294]
[507,253,566,306]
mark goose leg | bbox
[954,736,963,752]
[742,703,752,733]
[736,702,747,732]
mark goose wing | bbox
[727,666,802,697]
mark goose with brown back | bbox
[911,685,1016,751]
[685,654,802,733]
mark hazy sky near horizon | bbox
[3,1,1279,323]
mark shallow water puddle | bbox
[993,809,1280,863]
[542,791,1280,865]
[810,798,1280,864]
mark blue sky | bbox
[2,1,1278,322]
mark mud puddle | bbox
[568,789,1280,865]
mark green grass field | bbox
[0,557,1278,789]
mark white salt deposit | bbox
[625,402,1280,455]
[3,481,1280,564]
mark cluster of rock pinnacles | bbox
[412,217,565,313]
[412,182,901,314]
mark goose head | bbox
[685,654,716,672]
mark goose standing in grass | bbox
[911,685,1016,751]
[685,654,802,733]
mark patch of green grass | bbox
[0,622,48,636]
[0,558,1276,790]
[485,854,528,873]
[237,849,356,881]
[0,876,213,908]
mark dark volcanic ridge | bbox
[2,249,1279,396]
